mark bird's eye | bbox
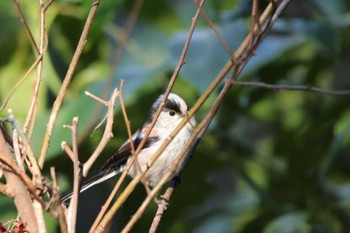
[169,110,176,116]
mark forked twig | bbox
[62,118,80,233]
[83,88,119,177]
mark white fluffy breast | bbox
[127,119,194,187]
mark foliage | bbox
[0,0,350,232]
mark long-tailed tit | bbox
[61,93,196,203]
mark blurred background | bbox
[1,0,350,232]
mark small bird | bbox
[61,93,196,203]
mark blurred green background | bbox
[1,0,350,232]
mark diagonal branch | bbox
[39,0,101,168]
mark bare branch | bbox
[85,91,109,106]
[63,118,81,233]
[193,0,234,57]
[23,0,49,141]
[11,0,39,54]
[0,54,43,113]
[44,0,55,12]
[232,81,350,96]
[12,129,24,172]
[50,167,68,233]
[61,142,74,161]
[149,187,174,233]
[5,110,43,185]
[83,88,119,176]
[39,0,101,168]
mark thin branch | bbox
[83,88,119,176]
[39,0,101,168]
[85,91,108,106]
[0,54,43,113]
[50,167,68,233]
[44,0,55,12]
[5,110,43,186]
[61,142,74,161]
[148,187,174,233]
[11,0,39,54]
[192,0,234,57]
[23,0,48,142]
[232,81,350,96]
[63,118,80,233]
[12,129,25,172]
[272,0,292,21]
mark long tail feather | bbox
[61,166,124,204]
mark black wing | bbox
[99,129,160,172]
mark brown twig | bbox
[11,0,39,54]
[83,88,119,177]
[62,118,80,233]
[12,129,25,172]
[232,81,350,96]
[148,187,174,233]
[44,0,55,12]
[0,54,43,113]
[23,0,47,138]
[50,167,68,233]
[39,0,101,168]
[5,110,43,190]
[192,0,234,56]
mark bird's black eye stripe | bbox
[164,99,181,115]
